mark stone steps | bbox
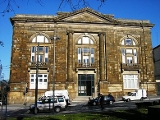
[72,96,92,102]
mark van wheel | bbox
[55,107,61,113]
[140,97,143,101]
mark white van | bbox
[42,90,70,105]
[122,89,147,102]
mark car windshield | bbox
[128,92,133,96]
[39,97,58,103]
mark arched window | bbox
[31,35,49,63]
[77,36,94,44]
[77,36,95,67]
[121,38,137,64]
[32,35,49,43]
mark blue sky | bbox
[0,0,160,80]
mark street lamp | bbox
[35,42,39,114]
[51,30,60,113]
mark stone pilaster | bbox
[67,31,74,82]
[99,32,106,81]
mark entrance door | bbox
[78,74,94,96]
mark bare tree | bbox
[0,0,107,46]
[0,41,4,47]
[0,0,107,15]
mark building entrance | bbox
[78,74,94,96]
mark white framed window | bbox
[77,36,95,66]
[31,46,49,63]
[77,36,94,44]
[121,38,137,64]
[30,74,48,89]
[31,35,49,63]
[123,74,139,89]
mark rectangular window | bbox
[123,75,138,89]
[31,46,48,63]
[30,74,48,89]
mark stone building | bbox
[153,45,160,95]
[9,8,156,104]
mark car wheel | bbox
[31,108,39,114]
[93,101,96,106]
[54,107,61,113]
[109,101,113,105]
[127,99,130,102]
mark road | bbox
[0,96,160,119]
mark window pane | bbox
[38,55,43,62]
[39,79,42,82]
[31,74,34,77]
[31,56,35,62]
[31,79,34,82]
[37,36,45,42]
[90,39,94,44]
[91,48,94,54]
[121,49,125,55]
[83,48,89,53]
[125,39,132,45]
[32,47,35,53]
[38,75,42,77]
[44,75,47,77]
[78,48,81,54]
[91,57,94,63]
[45,47,48,53]
[45,58,48,63]
[38,47,44,52]
[127,57,133,64]
[78,39,81,44]
[44,79,47,82]
[82,37,89,44]
[126,49,132,53]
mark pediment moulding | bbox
[10,8,154,28]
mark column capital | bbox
[66,30,74,35]
[98,32,106,36]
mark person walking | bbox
[98,93,104,110]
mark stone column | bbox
[99,32,105,81]
[67,31,74,82]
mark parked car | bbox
[29,96,67,113]
[0,100,2,106]
[88,94,115,106]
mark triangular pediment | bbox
[56,8,116,23]
[64,12,108,23]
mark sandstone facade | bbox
[9,8,156,104]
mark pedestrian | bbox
[98,93,104,110]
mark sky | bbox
[0,0,160,80]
